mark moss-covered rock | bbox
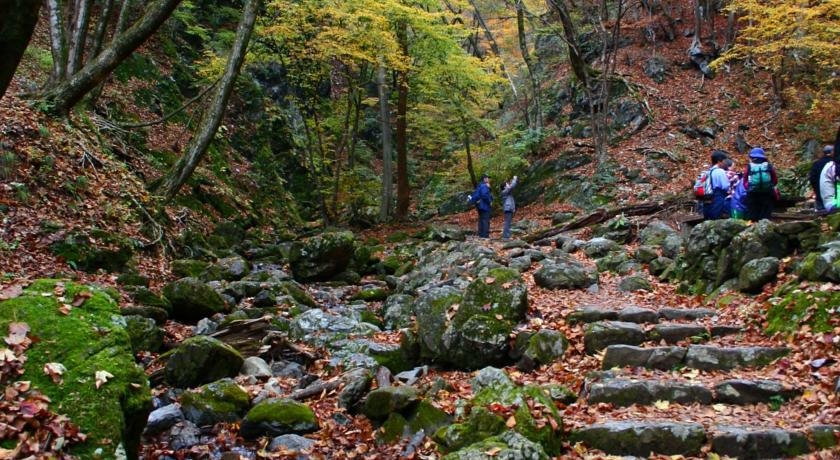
[442,430,549,460]
[116,272,150,287]
[797,246,840,282]
[0,280,151,460]
[517,328,568,371]
[433,406,505,452]
[766,282,840,334]
[288,231,356,282]
[458,268,527,323]
[376,413,409,444]
[49,229,135,273]
[164,335,243,389]
[618,275,653,292]
[126,286,171,312]
[239,399,318,438]
[179,378,250,426]
[352,286,389,302]
[533,258,598,290]
[163,277,228,323]
[361,386,419,420]
[124,315,164,353]
[414,286,463,360]
[737,257,779,293]
[171,259,212,279]
[442,314,513,369]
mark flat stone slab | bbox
[652,324,742,344]
[711,426,810,459]
[587,379,713,406]
[685,346,790,371]
[602,345,789,371]
[658,308,716,320]
[714,379,801,404]
[616,306,659,324]
[584,321,646,354]
[568,306,618,324]
[602,345,686,370]
[571,421,706,457]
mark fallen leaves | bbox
[0,283,24,300]
[95,370,114,389]
[43,362,66,384]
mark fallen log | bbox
[289,378,341,401]
[526,196,692,244]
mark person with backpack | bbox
[730,177,748,219]
[809,145,833,211]
[701,149,731,220]
[467,174,493,238]
[500,175,518,239]
[742,147,778,221]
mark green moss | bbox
[457,268,526,326]
[433,406,504,452]
[408,400,450,436]
[180,378,250,425]
[49,230,135,273]
[376,413,408,444]
[245,399,316,425]
[0,280,151,459]
[352,287,389,302]
[766,284,839,334]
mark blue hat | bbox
[749,147,766,160]
[824,145,834,155]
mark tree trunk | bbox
[46,0,68,85]
[468,0,517,97]
[463,121,477,187]
[89,0,115,61]
[66,0,92,76]
[155,0,259,203]
[378,63,393,222]
[516,0,541,130]
[0,0,42,102]
[724,8,736,50]
[115,0,133,36]
[395,24,410,221]
[39,0,183,116]
[548,0,589,89]
[692,0,702,49]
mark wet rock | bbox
[584,321,646,354]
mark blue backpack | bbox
[747,162,773,192]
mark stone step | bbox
[584,321,743,353]
[569,305,716,325]
[570,422,839,459]
[586,377,801,407]
[601,345,790,371]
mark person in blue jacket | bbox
[468,174,493,238]
[703,149,731,220]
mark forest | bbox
[0,0,839,458]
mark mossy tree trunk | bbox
[38,0,183,116]
[155,0,260,204]
[0,0,42,102]
[378,62,393,222]
[395,22,410,221]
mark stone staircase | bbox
[567,305,839,458]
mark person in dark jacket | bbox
[500,175,518,239]
[468,174,493,238]
[809,145,833,211]
[742,147,778,221]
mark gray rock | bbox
[252,290,276,308]
[684,346,789,371]
[180,378,250,426]
[587,379,713,406]
[168,421,201,450]
[571,421,705,457]
[144,404,184,435]
[534,259,598,290]
[584,321,646,354]
[338,367,373,410]
[361,386,419,420]
[643,55,668,82]
[810,425,840,449]
[268,434,315,454]
[394,366,427,386]
[738,257,780,293]
[658,308,716,320]
[714,379,800,404]
[471,367,513,392]
[289,308,364,342]
[602,345,686,370]
[383,294,415,330]
[584,237,621,258]
[213,256,251,282]
[639,220,677,246]
[649,256,673,277]
[443,430,548,460]
[288,231,356,282]
[616,306,658,324]
[711,426,810,459]
[240,399,319,439]
[509,255,532,272]
[567,305,618,324]
[618,275,653,292]
[634,246,659,263]
[241,356,272,378]
[662,234,683,259]
[517,329,568,371]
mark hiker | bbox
[819,157,839,213]
[722,158,740,194]
[809,145,834,211]
[500,175,518,239]
[742,147,778,221]
[702,150,731,220]
[730,179,748,220]
[468,174,493,238]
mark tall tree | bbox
[514,0,541,130]
[378,63,394,221]
[39,0,183,115]
[395,21,410,220]
[156,0,260,203]
[0,0,42,102]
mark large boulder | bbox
[676,219,749,292]
[49,230,135,273]
[163,277,228,323]
[289,231,356,282]
[797,241,840,282]
[738,257,780,293]
[164,336,244,389]
[534,257,598,290]
[0,280,151,459]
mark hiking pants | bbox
[502,211,514,239]
[746,191,774,221]
[477,209,491,238]
[703,190,729,220]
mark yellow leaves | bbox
[654,400,670,410]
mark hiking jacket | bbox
[809,156,832,189]
[731,180,748,213]
[820,161,839,210]
[471,182,492,212]
[709,166,729,192]
[501,177,518,213]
